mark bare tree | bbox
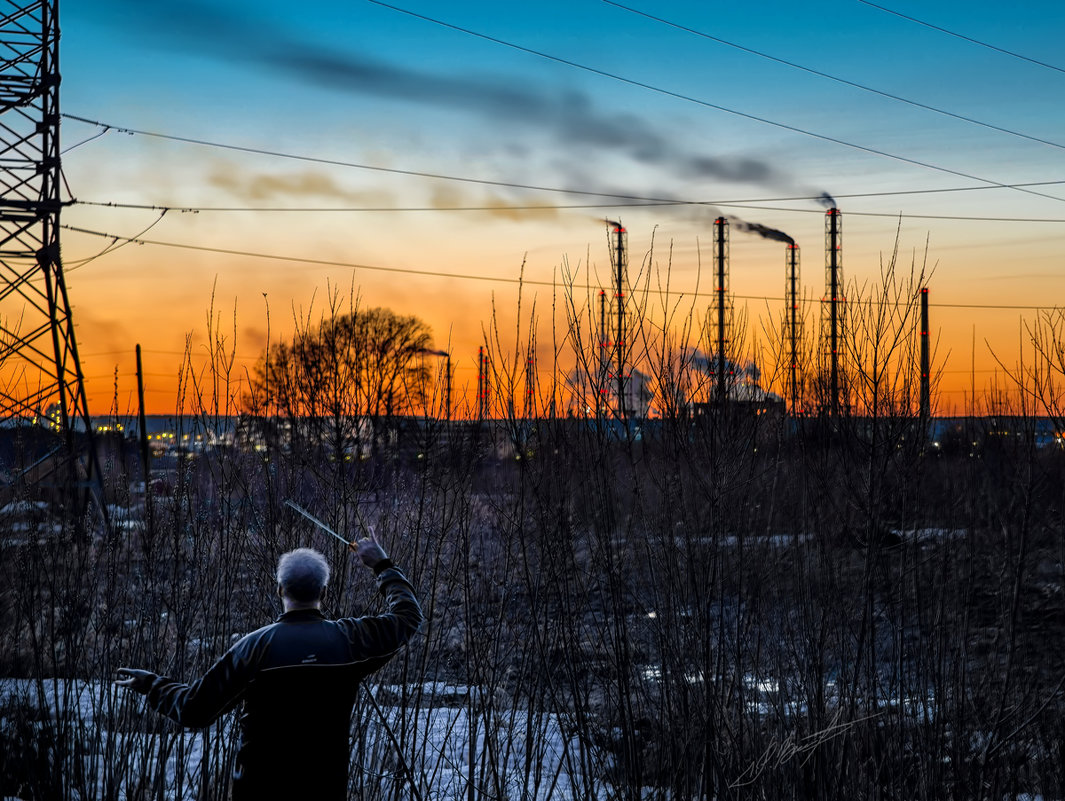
[246,304,433,458]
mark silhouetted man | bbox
[116,533,422,800]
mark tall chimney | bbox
[920,287,930,423]
[607,221,628,419]
[785,244,801,413]
[598,288,609,417]
[824,208,844,415]
[714,217,731,406]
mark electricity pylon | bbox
[1,0,105,527]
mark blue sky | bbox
[54,0,1065,412]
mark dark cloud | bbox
[268,49,788,186]
[109,0,788,190]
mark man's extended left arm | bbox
[116,633,263,729]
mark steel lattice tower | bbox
[784,243,802,413]
[712,216,732,406]
[1,1,100,515]
[606,220,628,419]
[821,207,845,416]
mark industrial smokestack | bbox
[713,217,731,407]
[785,244,802,413]
[598,289,609,417]
[920,287,930,423]
[607,220,628,419]
[824,208,844,416]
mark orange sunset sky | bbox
[29,0,1065,416]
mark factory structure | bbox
[565,221,654,419]
[534,206,929,422]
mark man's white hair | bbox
[276,548,330,603]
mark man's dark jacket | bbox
[141,562,421,800]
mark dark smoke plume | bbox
[816,191,837,208]
[729,217,794,246]
[107,0,787,189]
[278,54,785,184]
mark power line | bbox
[63,210,169,272]
[82,348,259,361]
[63,114,1065,214]
[857,0,1065,75]
[70,197,1065,223]
[604,0,1065,151]
[61,222,543,287]
[61,222,1064,311]
[843,211,1065,223]
[61,126,112,155]
[61,113,662,202]
[73,199,677,213]
[365,0,1065,205]
[70,178,1065,208]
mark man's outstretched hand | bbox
[115,668,156,695]
[350,529,388,569]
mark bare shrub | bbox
[3,237,1065,800]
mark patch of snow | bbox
[1,677,599,801]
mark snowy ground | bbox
[0,677,595,801]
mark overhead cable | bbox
[61,113,654,202]
[857,0,1065,75]
[71,197,1065,224]
[365,0,1065,204]
[61,223,1062,311]
[64,113,1065,211]
[604,0,1065,151]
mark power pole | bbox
[0,1,105,525]
[477,346,490,420]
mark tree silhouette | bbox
[246,306,433,458]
